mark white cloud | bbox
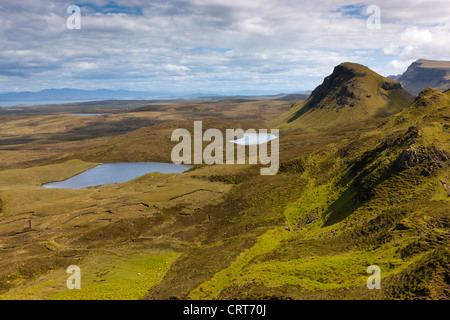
[387,59,414,71]
[74,62,97,71]
[0,0,449,93]
[163,64,190,72]
[382,44,399,56]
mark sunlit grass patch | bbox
[222,246,409,292]
[189,227,293,300]
[0,250,179,300]
[50,251,179,300]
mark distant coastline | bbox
[0,99,101,107]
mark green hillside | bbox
[273,62,414,131]
[145,87,449,300]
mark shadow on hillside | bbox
[287,103,311,123]
[321,186,362,227]
[0,118,158,146]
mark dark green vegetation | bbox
[0,63,448,300]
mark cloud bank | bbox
[0,0,449,94]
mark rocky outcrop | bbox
[394,144,449,175]
[413,87,445,107]
[421,147,450,176]
[441,181,450,197]
[381,81,403,91]
[396,146,419,169]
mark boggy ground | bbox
[0,92,448,300]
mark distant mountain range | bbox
[0,88,308,107]
[389,59,450,95]
[2,88,164,100]
[2,58,449,108]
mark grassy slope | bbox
[1,249,179,300]
[163,88,449,300]
[272,62,414,131]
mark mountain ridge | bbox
[273,62,414,131]
[397,59,450,95]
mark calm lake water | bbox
[229,133,278,145]
[42,162,191,189]
[63,113,112,116]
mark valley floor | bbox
[0,94,448,300]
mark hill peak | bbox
[413,87,447,106]
[306,62,403,111]
[273,62,414,131]
[335,62,372,75]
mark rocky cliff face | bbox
[305,64,367,110]
[398,59,450,95]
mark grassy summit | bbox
[274,62,414,131]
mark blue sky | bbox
[0,0,449,95]
[80,3,144,15]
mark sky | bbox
[0,0,450,95]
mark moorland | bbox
[0,62,448,300]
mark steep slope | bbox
[397,59,450,95]
[273,62,414,131]
[146,88,449,300]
